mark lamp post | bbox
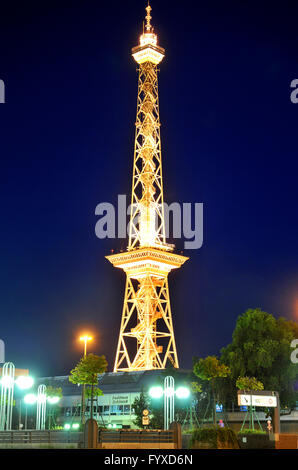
[36,384,47,430]
[47,396,61,429]
[149,376,190,430]
[24,392,60,430]
[0,364,34,430]
[15,376,34,430]
[79,335,92,425]
[24,393,37,430]
[0,362,15,430]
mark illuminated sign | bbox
[238,394,277,408]
[111,395,130,405]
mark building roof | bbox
[37,369,191,396]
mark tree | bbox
[236,377,264,392]
[46,386,63,399]
[221,308,298,407]
[132,388,149,428]
[193,356,231,425]
[236,377,264,432]
[85,387,103,399]
[69,353,108,420]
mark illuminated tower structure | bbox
[106,3,188,372]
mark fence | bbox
[0,430,83,445]
[100,429,174,444]
[97,427,180,449]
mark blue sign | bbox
[216,404,223,413]
[240,406,248,412]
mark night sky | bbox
[1,0,298,377]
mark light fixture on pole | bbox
[24,393,37,430]
[0,362,15,430]
[15,375,34,430]
[79,334,93,425]
[79,335,93,358]
[149,376,190,430]
[164,376,175,430]
[36,384,47,430]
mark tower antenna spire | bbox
[145,1,152,32]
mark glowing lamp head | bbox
[0,376,14,388]
[175,386,190,399]
[16,376,34,390]
[79,335,93,343]
[47,396,60,405]
[24,393,37,405]
[37,393,47,404]
[149,386,163,399]
[64,424,71,430]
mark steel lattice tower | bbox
[106,3,188,372]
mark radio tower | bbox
[106,3,188,372]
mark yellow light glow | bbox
[140,32,157,47]
[132,47,164,65]
[79,335,93,342]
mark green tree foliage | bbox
[132,389,149,428]
[236,377,264,391]
[220,308,298,407]
[193,356,230,382]
[69,353,108,419]
[190,382,202,394]
[193,356,231,425]
[69,353,108,385]
[46,386,63,398]
[85,387,103,398]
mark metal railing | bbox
[0,430,83,444]
[99,429,174,444]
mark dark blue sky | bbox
[0,0,298,377]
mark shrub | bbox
[238,429,266,435]
[190,426,239,449]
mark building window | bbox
[102,406,109,415]
[110,405,124,415]
[123,405,130,415]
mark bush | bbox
[190,427,239,449]
[238,429,266,435]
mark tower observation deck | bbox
[106,3,188,372]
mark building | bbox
[37,369,191,428]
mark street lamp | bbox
[15,376,34,430]
[79,334,93,425]
[47,395,61,428]
[47,396,60,405]
[149,376,190,430]
[0,365,34,431]
[80,335,93,358]
[15,376,34,390]
[36,384,47,430]
[24,393,37,430]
